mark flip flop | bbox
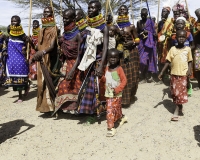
[171,116,179,121]
[16,99,23,103]
[193,87,200,91]
[106,128,116,137]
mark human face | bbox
[161,9,169,19]
[63,11,74,26]
[43,7,53,18]
[108,51,119,66]
[106,15,113,24]
[176,20,185,30]
[109,26,116,37]
[75,10,83,22]
[88,3,99,18]
[173,11,180,20]
[118,6,128,16]
[11,17,20,26]
[141,11,148,20]
[195,10,200,20]
[176,31,186,45]
[33,21,39,29]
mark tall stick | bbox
[130,0,134,24]
[105,0,109,20]
[60,0,63,30]
[157,0,160,24]
[184,0,191,20]
[27,0,32,60]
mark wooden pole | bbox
[130,0,134,24]
[157,0,160,24]
[27,0,32,60]
[60,0,63,30]
[184,0,191,20]
[105,0,109,20]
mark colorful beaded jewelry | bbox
[10,25,25,36]
[76,19,88,32]
[117,15,131,28]
[87,14,106,30]
[64,22,80,40]
[41,17,56,28]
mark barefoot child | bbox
[158,30,193,121]
[104,48,127,137]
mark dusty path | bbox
[0,81,200,160]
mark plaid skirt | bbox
[170,75,188,105]
[106,97,122,129]
[120,48,139,105]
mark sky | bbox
[0,0,197,34]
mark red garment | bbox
[106,97,122,129]
[29,35,38,80]
[170,75,188,105]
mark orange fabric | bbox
[106,97,122,129]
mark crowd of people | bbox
[0,0,200,137]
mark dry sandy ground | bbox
[0,80,200,160]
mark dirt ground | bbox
[0,80,200,160]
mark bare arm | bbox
[158,60,170,80]
[66,33,82,80]
[95,25,109,77]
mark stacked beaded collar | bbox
[41,17,56,28]
[10,25,25,36]
[64,22,79,40]
[32,27,40,36]
[117,15,131,28]
[76,19,88,32]
[87,14,106,30]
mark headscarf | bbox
[176,17,186,22]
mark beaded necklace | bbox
[76,19,88,32]
[117,15,131,29]
[32,27,40,36]
[10,25,25,37]
[87,14,106,30]
[64,22,80,40]
[41,17,56,28]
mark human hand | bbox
[158,73,163,80]
[33,51,43,61]
[186,70,191,77]
[66,70,74,81]
[2,51,7,56]
[95,65,103,77]
[123,41,135,48]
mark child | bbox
[104,48,127,137]
[158,30,193,121]
[108,25,117,49]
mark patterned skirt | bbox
[120,48,139,105]
[106,97,122,129]
[55,59,82,111]
[78,60,106,114]
[170,75,188,105]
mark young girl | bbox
[103,48,127,137]
[158,30,193,121]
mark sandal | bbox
[171,116,178,121]
[193,87,200,91]
[106,128,116,137]
[119,115,128,126]
[16,99,23,103]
